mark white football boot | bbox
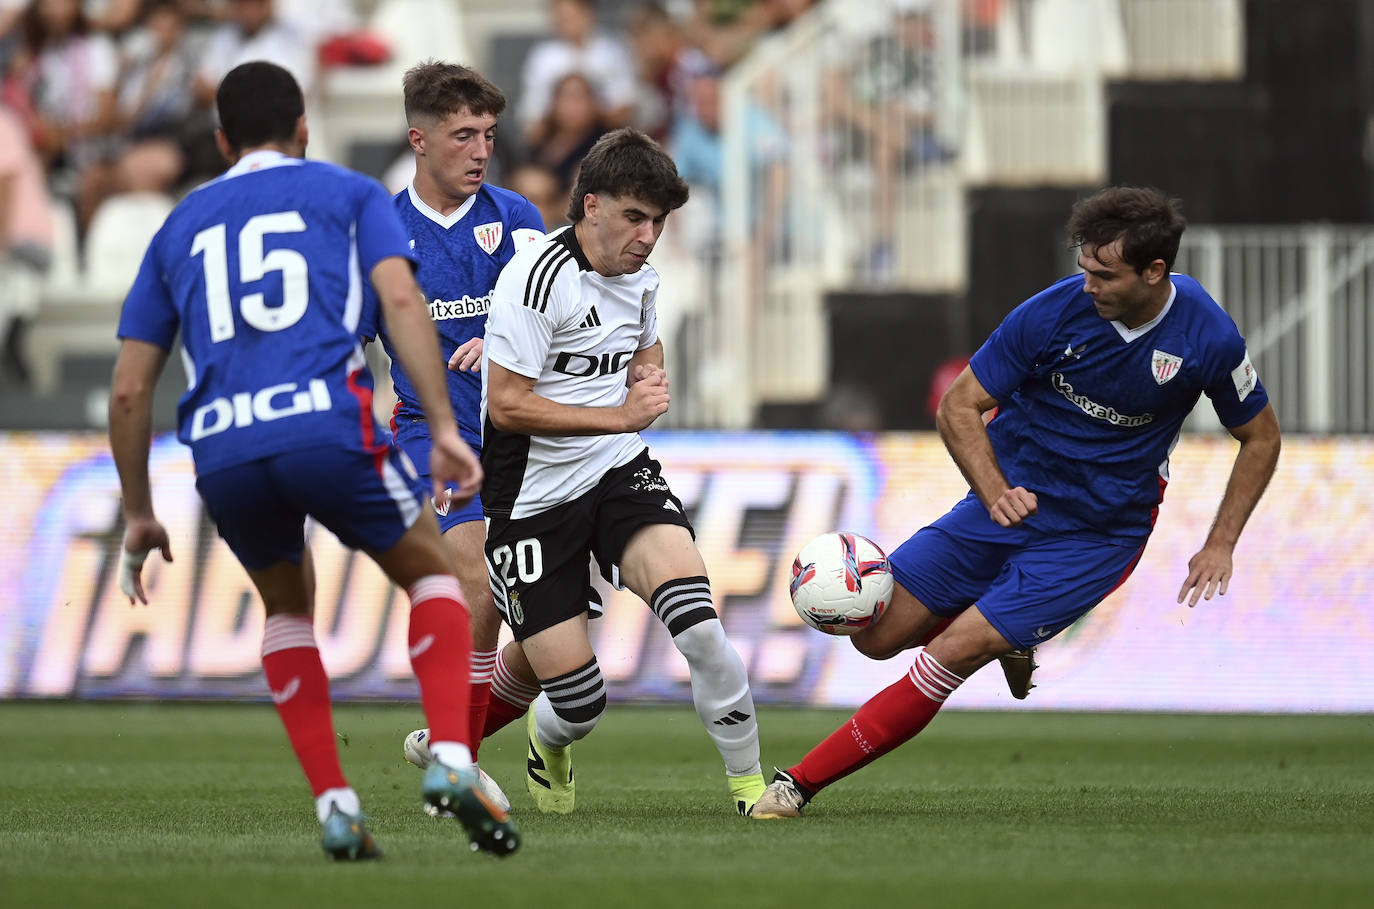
[404,728,512,815]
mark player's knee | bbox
[539,656,607,743]
[671,616,734,668]
[548,697,604,742]
[850,627,899,661]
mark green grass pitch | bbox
[2,702,1371,909]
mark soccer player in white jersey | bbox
[751,186,1283,818]
[480,128,768,816]
[354,61,548,811]
[108,62,520,859]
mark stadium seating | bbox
[317,0,470,170]
[26,192,175,396]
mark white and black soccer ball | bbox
[789,531,893,636]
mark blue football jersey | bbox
[969,272,1270,541]
[358,183,544,447]
[117,151,414,474]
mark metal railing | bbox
[674,0,1248,427]
[1177,226,1374,434]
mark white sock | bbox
[533,657,607,748]
[315,786,360,824]
[672,618,763,777]
[429,741,473,770]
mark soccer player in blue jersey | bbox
[107,61,520,859]
[354,62,555,806]
[751,185,1283,818]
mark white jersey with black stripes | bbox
[480,226,660,519]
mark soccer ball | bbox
[788,531,893,635]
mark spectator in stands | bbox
[684,0,816,68]
[1,0,25,71]
[624,1,709,143]
[961,0,1004,55]
[12,0,119,228]
[670,63,787,235]
[272,0,355,52]
[86,0,197,205]
[524,70,611,194]
[193,0,315,106]
[87,0,143,34]
[0,100,53,386]
[518,0,637,145]
[821,0,953,281]
[188,0,315,179]
[506,161,568,231]
[669,63,788,312]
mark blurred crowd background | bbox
[1,0,1371,437]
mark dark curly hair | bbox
[567,128,689,223]
[1066,186,1187,273]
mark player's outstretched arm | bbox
[1177,403,1281,606]
[371,256,481,505]
[935,365,1036,527]
[108,338,174,604]
[487,358,668,436]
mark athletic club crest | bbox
[1151,349,1183,385]
[473,221,502,254]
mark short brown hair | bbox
[403,60,506,124]
[567,128,689,222]
[1067,186,1187,273]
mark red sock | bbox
[408,575,473,746]
[791,646,964,794]
[468,649,497,759]
[261,614,347,797]
[483,646,541,738]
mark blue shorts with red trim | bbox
[888,494,1148,649]
[392,414,483,532]
[196,443,429,569]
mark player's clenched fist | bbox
[630,362,667,389]
[622,369,669,430]
[988,486,1037,527]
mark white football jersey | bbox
[481,226,659,519]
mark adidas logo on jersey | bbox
[579,306,602,329]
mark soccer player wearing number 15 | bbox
[108,62,518,859]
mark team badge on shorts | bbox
[474,221,503,255]
[1151,349,1183,385]
[507,588,524,625]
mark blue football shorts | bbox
[888,494,1148,649]
[196,442,429,570]
[392,413,483,532]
